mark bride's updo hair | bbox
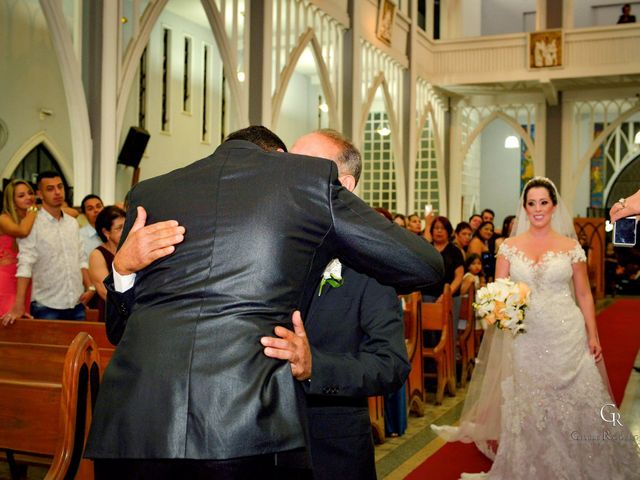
[523,177,558,206]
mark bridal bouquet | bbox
[473,278,530,336]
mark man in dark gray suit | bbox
[261,129,409,479]
[86,126,443,479]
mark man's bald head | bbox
[291,129,361,191]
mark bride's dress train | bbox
[433,242,640,479]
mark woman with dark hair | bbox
[433,177,640,478]
[0,180,38,318]
[422,216,464,329]
[88,206,126,321]
[467,220,495,281]
[494,214,515,253]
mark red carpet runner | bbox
[406,299,640,479]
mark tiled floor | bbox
[374,389,467,479]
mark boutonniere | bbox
[318,259,343,295]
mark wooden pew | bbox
[458,283,476,388]
[403,292,426,416]
[422,284,456,405]
[0,319,115,372]
[0,332,100,480]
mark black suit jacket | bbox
[305,265,409,479]
[86,140,443,461]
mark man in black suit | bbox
[86,126,443,479]
[261,129,409,479]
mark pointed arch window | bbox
[10,143,71,202]
[414,117,440,214]
[362,111,397,212]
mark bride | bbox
[432,177,640,479]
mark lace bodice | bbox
[498,241,585,307]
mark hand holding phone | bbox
[424,204,433,217]
[612,216,638,247]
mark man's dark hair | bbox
[455,221,472,234]
[36,170,62,187]
[469,214,482,223]
[95,206,126,243]
[81,194,103,213]
[224,126,287,152]
[480,208,495,218]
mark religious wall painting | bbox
[528,30,563,69]
[376,0,396,46]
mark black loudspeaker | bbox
[118,126,150,168]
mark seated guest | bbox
[468,214,482,231]
[88,206,126,321]
[494,214,515,253]
[467,221,495,282]
[393,213,406,228]
[453,221,473,258]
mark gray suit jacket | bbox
[86,140,443,461]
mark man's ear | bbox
[338,174,356,193]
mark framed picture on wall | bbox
[528,30,563,69]
[376,0,396,46]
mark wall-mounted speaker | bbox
[118,126,150,169]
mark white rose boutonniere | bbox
[318,259,343,295]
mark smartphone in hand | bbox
[612,216,638,247]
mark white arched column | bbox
[100,1,119,204]
[270,28,339,131]
[39,0,92,200]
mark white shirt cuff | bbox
[113,265,136,292]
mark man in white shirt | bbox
[79,194,104,257]
[2,171,94,322]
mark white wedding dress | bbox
[434,241,640,479]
